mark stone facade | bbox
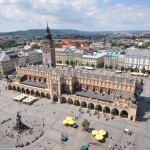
[4,64,142,121]
[0,51,18,75]
[42,24,55,67]
[104,51,125,69]
[124,49,150,71]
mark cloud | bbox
[103,0,110,4]
[0,0,150,32]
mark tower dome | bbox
[44,23,52,41]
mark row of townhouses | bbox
[0,49,42,75]
[0,46,150,76]
[104,49,150,71]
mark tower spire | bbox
[47,21,49,28]
[44,23,52,41]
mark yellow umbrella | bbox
[62,120,68,125]
[99,130,106,136]
[68,120,75,125]
[92,130,99,136]
[95,134,104,141]
[66,116,73,121]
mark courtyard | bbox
[0,79,150,150]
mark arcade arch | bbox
[74,100,80,106]
[36,91,40,97]
[21,88,25,93]
[46,93,50,99]
[26,89,30,94]
[120,110,128,118]
[8,85,12,90]
[103,106,110,114]
[95,105,102,112]
[81,101,87,108]
[68,98,73,105]
[41,92,46,98]
[88,103,94,110]
[17,87,21,92]
[13,86,16,91]
[61,97,67,103]
[31,90,35,96]
[111,108,119,116]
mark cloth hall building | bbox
[4,25,142,121]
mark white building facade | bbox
[124,50,150,71]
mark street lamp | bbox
[43,118,45,127]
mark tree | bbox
[91,63,95,68]
[121,66,124,71]
[141,67,146,73]
[70,61,74,66]
[72,61,76,68]
[127,66,131,72]
[31,43,40,49]
[134,67,139,72]
[109,65,113,70]
[82,119,90,131]
[65,60,69,65]
[105,65,108,69]
[54,42,60,47]
[86,62,89,66]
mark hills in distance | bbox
[0,29,149,37]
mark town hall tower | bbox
[42,24,56,67]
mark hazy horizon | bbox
[1,28,150,34]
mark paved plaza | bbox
[0,79,150,150]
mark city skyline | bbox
[0,0,150,32]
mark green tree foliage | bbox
[112,42,125,47]
[54,43,59,47]
[72,61,76,68]
[109,65,113,70]
[65,60,69,65]
[0,40,24,49]
[105,65,108,69]
[127,66,131,71]
[134,67,139,72]
[121,66,124,71]
[91,63,95,68]
[82,119,90,131]
[31,44,40,49]
[141,67,146,73]
[70,61,74,66]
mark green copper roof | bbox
[106,51,120,57]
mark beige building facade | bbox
[4,65,142,121]
[55,47,84,65]
[0,51,18,75]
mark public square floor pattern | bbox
[0,90,150,150]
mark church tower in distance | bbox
[42,23,56,68]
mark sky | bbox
[0,0,150,32]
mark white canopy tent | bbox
[14,94,28,102]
